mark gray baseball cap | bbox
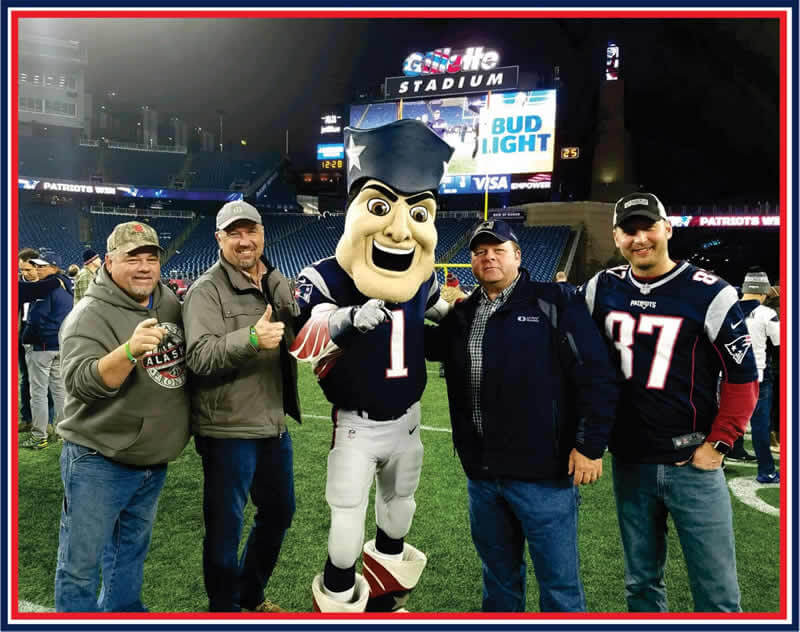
[216,201,262,230]
[742,271,771,295]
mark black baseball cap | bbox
[613,193,668,227]
[469,219,519,250]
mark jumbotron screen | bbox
[349,90,556,179]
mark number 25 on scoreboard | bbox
[560,146,580,160]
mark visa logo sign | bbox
[438,174,511,195]
[471,176,509,192]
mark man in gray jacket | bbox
[183,200,301,613]
[55,221,190,612]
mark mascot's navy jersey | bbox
[581,261,757,462]
[295,257,440,419]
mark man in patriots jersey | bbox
[581,192,758,612]
[289,119,454,613]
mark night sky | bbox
[20,16,780,205]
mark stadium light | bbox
[217,109,225,152]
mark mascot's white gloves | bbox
[328,299,393,346]
[353,299,393,332]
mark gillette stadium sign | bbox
[385,46,518,98]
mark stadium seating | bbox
[188,150,281,190]
[264,215,346,279]
[434,217,474,261]
[164,213,318,279]
[19,137,82,181]
[17,201,85,267]
[103,148,185,187]
[349,103,397,129]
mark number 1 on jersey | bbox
[386,309,408,378]
[606,312,683,389]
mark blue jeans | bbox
[751,377,776,477]
[467,477,585,612]
[54,441,167,612]
[194,433,295,612]
[612,458,741,612]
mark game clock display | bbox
[319,159,344,171]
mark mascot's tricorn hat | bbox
[344,119,455,195]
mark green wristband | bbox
[249,326,260,351]
[124,341,137,364]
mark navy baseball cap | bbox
[83,248,99,264]
[613,192,668,226]
[469,220,519,250]
[344,119,454,195]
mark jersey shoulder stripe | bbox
[704,284,739,344]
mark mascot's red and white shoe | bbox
[311,573,369,613]
[362,539,427,612]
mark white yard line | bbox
[728,477,780,517]
[18,600,54,612]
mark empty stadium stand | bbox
[103,148,185,188]
[18,200,85,267]
[444,224,571,287]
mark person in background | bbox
[73,249,102,305]
[763,285,781,453]
[738,268,780,484]
[18,248,60,433]
[18,248,41,432]
[20,254,72,450]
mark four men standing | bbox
[21,189,776,612]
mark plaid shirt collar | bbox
[468,273,521,437]
[478,273,521,307]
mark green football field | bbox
[16,362,782,613]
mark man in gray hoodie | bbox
[55,221,190,612]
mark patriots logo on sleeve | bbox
[294,281,314,305]
[724,334,753,365]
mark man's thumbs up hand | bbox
[254,304,284,350]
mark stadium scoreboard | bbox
[317,142,345,172]
[317,107,345,172]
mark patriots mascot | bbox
[290,119,454,613]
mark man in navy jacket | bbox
[20,254,72,449]
[425,220,619,612]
